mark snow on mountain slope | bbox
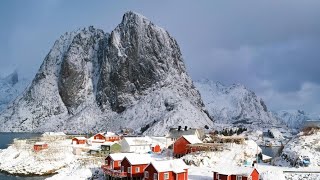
[194,79,279,127]
[0,71,29,112]
[0,11,212,135]
[273,110,320,129]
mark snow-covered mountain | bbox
[273,110,319,129]
[0,71,29,112]
[0,11,212,135]
[194,79,279,127]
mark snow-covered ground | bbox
[275,129,320,167]
[0,139,76,175]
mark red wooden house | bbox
[213,167,259,180]
[120,154,152,179]
[72,137,87,145]
[151,144,161,153]
[173,135,202,157]
[144,159,189,180]
[33,142,48,152]
[103,153,132,170]
[92,132,120,143]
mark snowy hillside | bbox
[194,79,279,127]
[0,71,29,112]
[273,110,319,129]
[0,11,212,135]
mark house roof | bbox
[108,153,133,161]
[182,135,202,144]
[166,128,204,138]
[149,159,189,173]
[35,142,47,145]
[124,153,152,165]
[122,136,152,146]
[73,137,87,140]
[213,166,258,176]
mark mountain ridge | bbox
[0,11,212,135]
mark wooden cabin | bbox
[72,137,87,145]
[213,167,259,180]
[151,144,161,153]
[144,159,189,180]
[120,154,152,179]
[104,153,132,170]
[92,132,120,143]
[33,142,48,152]
[173,135,202,157]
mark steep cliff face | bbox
[195,79,279,126]
[0,12,212,135]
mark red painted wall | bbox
[33,144,48,152]
[121,157,148,178]
[213,172,229,180]
[72,138,86,144]
[173,137,190,157]
[152,145,161,153]
[144,163,158,180]
[106,136,120,142]
[250,169,259,180]
[94,134,105,140]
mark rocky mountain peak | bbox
[0,12,212,135]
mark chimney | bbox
[184,126,188,131]
[178,126,181,131]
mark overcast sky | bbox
[1,0,320,114]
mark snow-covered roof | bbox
[108,153,133,161]
[122,136,152,146]
[150,159,188,173]
[262,154,272,161]
[73,137,86,140]
[213,166,258,176]
[35,142,47,145]
[166,128,203,138]
[42,132,66,136]
[182,135,202,144]
[124,153,152,165]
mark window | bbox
[248,176,252,180]
[128,167,131,173]
[154,173,158,180]
[118,161,121,166]
[121,166,124,172]
[164,172,169,179]
[105,160,108,165]
[237,176,242,180]
[144,171,149,178]
[135,167,140,172]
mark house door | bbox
[121,166,124,172]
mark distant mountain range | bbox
[194,80,280,128]
[0,71,29,112]
[272,110,319,129]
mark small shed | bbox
[72,137,87,145]
[33,142,48,152]
[173,135,202,157]
[151,144,161,153]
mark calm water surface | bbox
[0,133,51,180]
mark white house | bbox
[120,136,153,153]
